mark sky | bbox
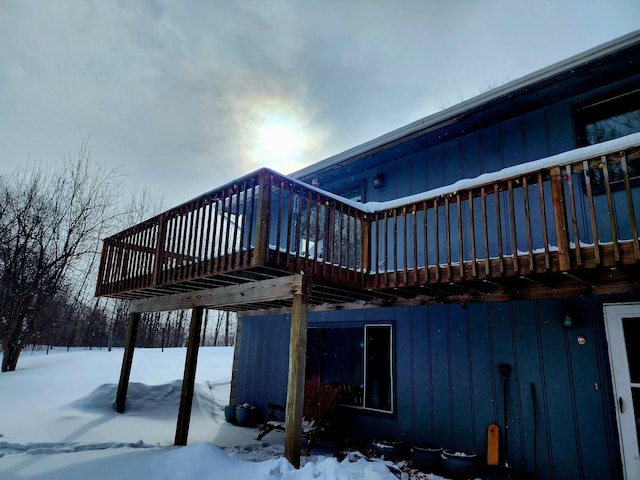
[1,0,639,209]
[0,347,409,480]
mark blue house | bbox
[96,31,640,479]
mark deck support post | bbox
[253,173,271,266]
[115,311,140,413]
[284,275,310,468]
[175,306,204,446]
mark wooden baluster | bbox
[285,185,294,270]
[565,165,582,267]
[583,160,601,265]
[245,178,256,266]
[239,181,249,268]
[433,198,440,282]
[600,156,620,262]
[211,199,221,271]
[274,182,283,267]
[186,204,196,277]
[360,212,370,287]
[393,208,399,286]
[508,180,519,274]
[312,195,320,276]
[142,223,154,286]
[168,213,179,282]
[352,209,358,284]
[423,201,429,283]
[152,217,166,287]
[324,204,333,279]
[537,173,550,270]
[292,194,303,273]
[620,152,640,260]
[336,206,342,280]
[481,187,490,277]
[457,192,464,280]
[522,176,535,271]
[223,191,233,271]
[179,207,189,278]
[131,231,141,289]
[190,201,200,277]
[445,195,452,282]
[403,206,408,286]
[494,184,504,275]
[412,206,418,284]
[468,191,477,279]
[384,210,389,287]
[375,212,380,288]
[202,200,213,274]
[231,186,242,268]
[303,196,312,274]
[550,166,571,271]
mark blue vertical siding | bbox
[235,294,627,479]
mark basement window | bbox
[306,324,393,413]
[575,88,640,190]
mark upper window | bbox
[575,88,640,146]
[306,324,393,413]
[575,88,640,190]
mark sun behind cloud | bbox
[257,120,302,172]
[229,89,327,175]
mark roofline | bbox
[291,29,640,180]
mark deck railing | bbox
[96,136,640,298]
[369,144,640,288]
[95,170,368,297]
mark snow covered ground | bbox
[0,347,434,480]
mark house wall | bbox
[234,294,638,479]
[232,45,640,479]
[309,73,640,260]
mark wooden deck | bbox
[96,141,640,311]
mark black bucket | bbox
[372,439,405,461]
[441,449,479,478]
[410,444,442,471]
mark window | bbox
[306,324,393,413]
[575,89,640,190]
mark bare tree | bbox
[0,142,121,372]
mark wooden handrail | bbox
[96,139,640,298]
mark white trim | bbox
[603,302,640,480]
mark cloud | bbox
[0,0,638,207]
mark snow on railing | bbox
[96,133,640,297]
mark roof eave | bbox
[291,29,640,180]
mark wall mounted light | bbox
[373,173,385,189]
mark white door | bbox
[604,303,640,480]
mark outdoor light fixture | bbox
[373,173,384,189]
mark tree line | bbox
[0,142,235,372]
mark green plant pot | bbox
[224,405,237,424]
[235,405,256,426]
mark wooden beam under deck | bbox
[129,275,305,313]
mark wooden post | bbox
[175,306,204,446]
[252,172,271,266]
[115,312,140,413]
[550,166,571,271]
[284,275,310,468]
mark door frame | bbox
[604,302,640,480]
